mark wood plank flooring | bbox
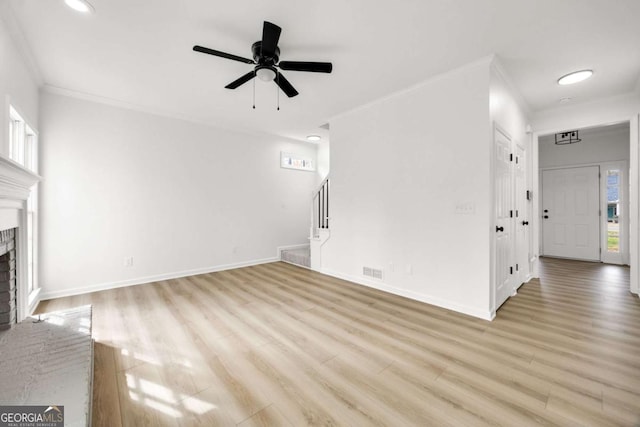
[35,257,640,426]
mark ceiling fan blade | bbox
[225,71,256,89]
[261,21,281,58]
[275,72,299,97]
[193,45,255,64]
[278,61,333,73]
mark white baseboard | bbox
[38,256,279,301]
[320,268,494,321]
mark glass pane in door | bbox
[606,170,620,253]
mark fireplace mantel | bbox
[0,155,41,325]
[0,155,41,203]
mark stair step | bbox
[281,247,310,268]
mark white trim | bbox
[38,257,279,300]
[630,114,639,294]
[320,267,495,321]
[531,130,540,278]
[27,286,40,315]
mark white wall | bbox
[325,58,494,319]
[0,6,40,155]
[532,92,640,133]
[539,126,630,168]
[39,92,317,298]
[316,139,330,181]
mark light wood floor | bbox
[36,258,640,426]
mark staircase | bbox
[280,177,330,270]
[280,246,311,268]
[309,177,330,270]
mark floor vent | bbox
[363,266,383,280]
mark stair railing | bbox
[310,177,330,238]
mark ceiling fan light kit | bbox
[256,66,277,82]
[193,21,332,107]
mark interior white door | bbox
[542,166,600,261]
[514,142,529,284]
[494,127,515,310]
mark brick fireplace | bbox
[0,228,17,329]
[0,156,40,328]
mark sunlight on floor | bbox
[120,348,162,366]
[124,357,218,419]
[181,395,217,415]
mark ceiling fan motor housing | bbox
[252,41,279,65]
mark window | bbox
[8,106,39,296]
[9,106,37,171]
[600,162,626,266]
[606,169,620,253]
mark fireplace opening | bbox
[0,228,17,330]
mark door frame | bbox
[532,114,639,295]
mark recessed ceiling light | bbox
[64,0,95,13]
[558,70,593,85]
[306,135,321,142]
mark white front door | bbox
[542,166,600,261]
[494,127,515,310]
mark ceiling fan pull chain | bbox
[252,73,256,109]
[277,73,280,111]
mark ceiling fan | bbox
[193,21,332,98]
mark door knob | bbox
[522,221,529,226]
[496,226,504,232]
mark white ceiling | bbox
[5,0,640,142]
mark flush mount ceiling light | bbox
[64,0,95,13]
[557,70,593,85]
[306,135,321,142]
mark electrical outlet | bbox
[455,201,476,215]
[124,257,134,267]
[406,264,413,275]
